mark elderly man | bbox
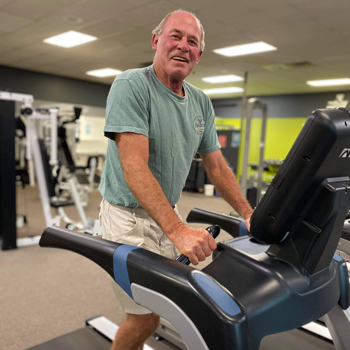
[99,9,253,350]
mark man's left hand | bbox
[244,214,252,232]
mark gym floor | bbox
[0,186,335,350]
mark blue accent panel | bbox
[333,253,343,262]
[194,273,241,316]
[280,231,290,242]
[113,245,140,298]
[239,221,248,236]
[338,263,350,310]
[333,254,350,310]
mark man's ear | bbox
[196,50,203,65]
[152,34,158,51]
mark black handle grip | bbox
[176,225,221,265]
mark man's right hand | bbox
[168,224,217,265]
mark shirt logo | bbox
[339,148,350,158]
[194,116,205,135]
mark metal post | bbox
[323,305,350,350]
[49,108,58,166]
[28,115,53,227]
[88,157,97,193]
[240,100,253,198]
[256,101,268,203]
[0,100,17,250]
[67,176,88,228]
[239,72,248,187]
[239,72,249,133]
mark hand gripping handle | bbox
[175,225,221,265]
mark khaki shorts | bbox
[99,198,182,315]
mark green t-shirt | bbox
[99,65,220,207]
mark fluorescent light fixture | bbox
[202,75,244,84]
[214,41,277,57]
[203,87,244,95]
[44,31,97,48]
[86,68,122,77]
[307,78,350,86]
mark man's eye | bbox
[189,40,197,46]
[172,35,179,39]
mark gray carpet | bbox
[1,187,334,350]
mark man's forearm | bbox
[123,162,183,237]
[207,164,253,219]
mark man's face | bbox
[152,12,203,81]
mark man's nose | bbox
[177,37,189,51]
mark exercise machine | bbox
[0,92,57,249]
[38,107,350,349]
[0,91,99,250]
[240,98,268,207]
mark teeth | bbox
[173,57,186,62]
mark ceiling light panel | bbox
[86,68,122,77]
[214,41,277,57]
[203,87,244,95]
[307,78,350,86]
[202,75,244,83]
[44,31,97,48]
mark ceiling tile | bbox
[25,42,73,56]
[205,32,258,52]
[19,54,65,67]
[228,7,311,32]
[120,48,155,65]
[0,43,12,54]
[0,32,38,47]
[0,0,12,8]
[168,0,216,11]
[14,22,65,42]
[66,39,124,57]
[199,16,240,41]
[0,10,31,32]
[314,11,350,34]
[108,26,152,45]
[0,48,39,66]
[128,40,154,52]
[81,0,156,16]
[116,1,181,27]
[247,21,330,50]
[78,17,136,38]
[292,0,350,17]
[197,0,288,25]
[41,4,109,30]
[3,0,82,20]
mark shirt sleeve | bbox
[104,77,149,141]
[197,97,221,154]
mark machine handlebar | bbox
[176,225,221,265]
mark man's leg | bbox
[111,313,160,350]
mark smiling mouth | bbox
[172,56,188,63]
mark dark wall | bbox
[212,91,350,119]
[0,65,111,108]
[2,64,350,116]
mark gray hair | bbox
[152,10,205,52]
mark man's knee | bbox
[126,313,160,333]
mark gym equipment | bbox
[240,98,268,207]
[39,108,350,349]
[0,91,100,250]
[0,92,57,249]
[27,316,156,350]
[176,225,221,264]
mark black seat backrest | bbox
[251,108,350,274]
[58,136,75,174]
[38,139,56,198]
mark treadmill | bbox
[32,108,350,350]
